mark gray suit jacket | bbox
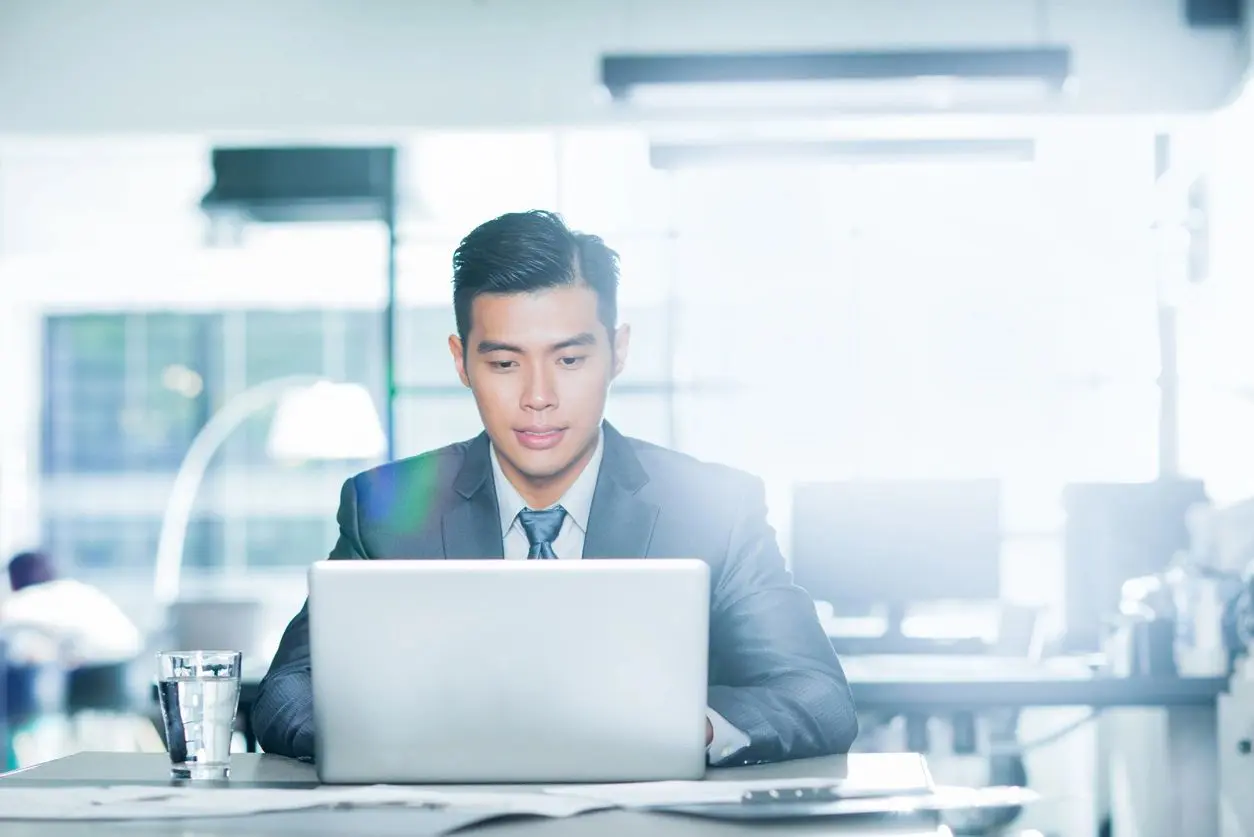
[253,423,858,764]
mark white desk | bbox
[0,751,947,836]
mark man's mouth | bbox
[514,427,566,450]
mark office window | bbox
[41,515,222,575]
[132,313,216,471]
[242,311,328,386]
[179,518,227,571]
[394,395,482,458]
[392,303,478,456]
[230,310,329,462]
[43,313,217,474]
[342,309,387,412]
[395,306,460,389]
[42,315,130,473]
[243,517,335,568]
[40,306,381,576]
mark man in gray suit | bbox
[254,210,858,765]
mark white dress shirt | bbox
[489,425,751,765]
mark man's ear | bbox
[611,324,631,379]
[449,334,471,388]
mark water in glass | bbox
[157,651,242,779]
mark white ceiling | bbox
[0,0,1248,135]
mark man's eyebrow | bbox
[476,340,522,354]
[551,333,597,351]
[475,333,597,354]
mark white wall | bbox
[1176,79,1254,504]
[0,0,1248,135]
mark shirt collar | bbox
[490,424,604,536]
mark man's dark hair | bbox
[452,210,620,344]
[8,550,56,592]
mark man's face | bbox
[449,284,629,490]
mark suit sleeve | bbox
[706,476,859,764]
[706,707,751,764]
[251,477,368,759]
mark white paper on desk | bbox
[337,785,608,818]
[543,776,857,807]
[545,781,1038,816]
[545,762,936,809]
[728,785,1043,818]
[835,784,1042,815]
[0,785,608,821]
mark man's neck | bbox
[498,434,601,510]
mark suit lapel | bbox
[583,423,660,559]
[441,433,505,560]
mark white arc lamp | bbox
[152,376,386,605]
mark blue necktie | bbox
[518,507,566,560]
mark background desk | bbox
[844,655,1228,837]
[218,655,1229,752]
[0,751,948,836]
[842,654,1228,711]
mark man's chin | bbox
[511,453,571,484]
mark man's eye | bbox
[558,356,586,368]
[489,360,517,370]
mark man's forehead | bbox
[471,287,602,332]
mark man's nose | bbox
[522,367,557,411]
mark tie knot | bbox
[517,507,566,550]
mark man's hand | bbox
[706,717,713,746]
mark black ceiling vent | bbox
[1185,0,1243,26]
[601,47,1072,100]
[200,146,397,224]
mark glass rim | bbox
[157,650,243,658]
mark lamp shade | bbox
[265,381,386,461]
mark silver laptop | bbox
[308,558,710,784]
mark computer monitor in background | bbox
[790,479,1002,634]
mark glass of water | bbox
[157,650,243,780]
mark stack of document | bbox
[0,785,609,821]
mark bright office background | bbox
[1,0,1254,648]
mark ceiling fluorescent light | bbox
[602,48,1071,111]
[649,138,1037,170]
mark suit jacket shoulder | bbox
[346,437,477,555]
[621,435,771,587]
[626,435,761,503]
[626,435,767,551]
